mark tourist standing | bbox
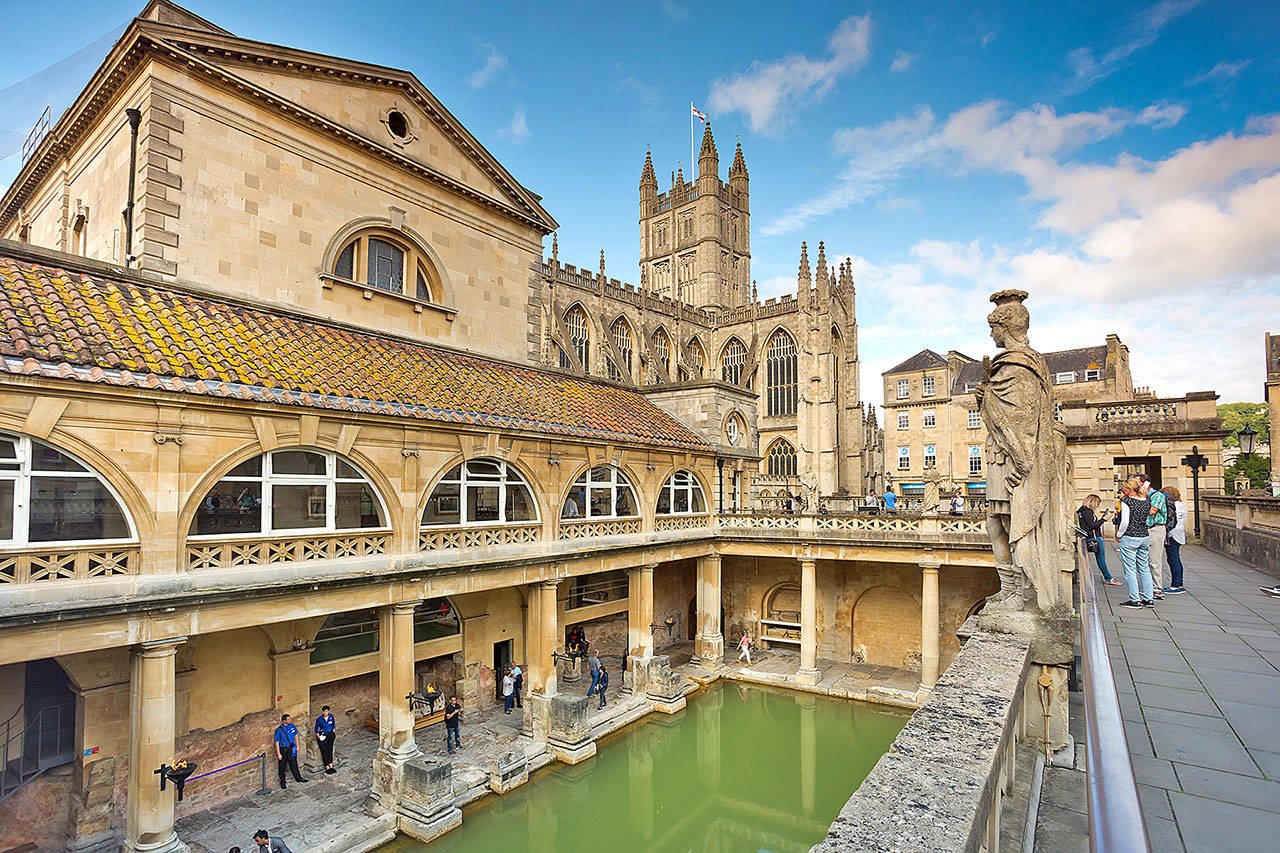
[444,697,462,753]
[949,489,964,516]
[511,663,523,708]
[502,668,515,714]
[882,487,897,512]
[314,705,337,775]
[1163,487,1187,594]
[272,714,306,789]
[1077,495,1122,586]
[587,650,602,697]
[737,630,753,664]
[1139,475,1168,599]
[1115,479,1154,609]
[596,665,609,710]
[253,830,293,853]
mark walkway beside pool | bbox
[1093,542,1280,853]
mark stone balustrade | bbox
[1201,493,1280,568]
[0,543,140,584]
[186,531,390,570]
[418,523,540,551]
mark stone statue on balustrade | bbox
[922,465,941,515]
[977,290,1075,614]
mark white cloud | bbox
[616,74,660,119]
[468,43,508,90]
[498,106,530,144]
[880,196,923,212]
[707,15,872,136]
[890,51,916,72]
[659,0,689,22]
[1065,0,1203,92]
[1185,59,1252,87]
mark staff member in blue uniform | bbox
[314,705,337,775]
[273,713,306,789]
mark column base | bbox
[694,633,724,664]
[368,744,423,813]
[795,667,821,687]
[399,807,462,844]
[648,695,687,715]
[549,739,597,765]
[123,832,188,853]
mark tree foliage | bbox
[1218,402,1269,448]
[1224,454,1271,494]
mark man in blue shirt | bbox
[314,705,337,775]
[882,487,897,512]
[273,713,306,789]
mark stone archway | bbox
[851,585,921,668]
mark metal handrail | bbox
[1078,547,1151,852]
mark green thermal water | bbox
[381,682,908,853]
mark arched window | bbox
[652,327,673,378]
[563,465,638,520]
[422,459,537,527]
[721,338,747,385]
[310,597,459,664]
[766,330,798,416]
[688,338,707,379]
[562,306,590,371]
[766,439,797,477]
[608,318,634,382]
[331,229,437,301]
[190,449,387,537]
[0,433,133,545]
[657,470,707,515]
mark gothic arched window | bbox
[721,338,748,385]
[422,459,538,527]
[688,338,707,379]
[765,439,797,477]
[766,330,798,416]
[0,432,134,545]
[652,327,673,379]
[190,449,387,537]
[608,318,634,382]
[562,305,590,371]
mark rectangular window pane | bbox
[272,484,326,530]
[0,480,13,540]
[29,476,131,541]
[272,451,326,476]
[367,239,404,293]
[423,483,460,526]
[674,489,689,514]
[468,485,501,523]
[195,479,262,535]
[336,482,382,529]
[589,486,613,517]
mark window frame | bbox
[969,445,983,475]
[656,470,707,516]
[924,444,937,468]
[562,305,591,371]
[563,465,639,520]
[1054,371,1077,385]
[765,330,798,417]
[721,338,748,385]
[608,318,634,382]
[897,446,911,471]
[1084,368,1102,382]
[922,375,935,397]
[0,433,137,548]
[922,409,936,429]
[897,412,909,430]
[421,458,540,528]
[765,439,798,478]
[189,449,389,539]
[896,379,909,399]
[329,229,437,302]
[967,409,981,429]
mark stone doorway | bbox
[1114,455,1162,489]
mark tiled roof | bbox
[884,349,947,375]
[1045,345,1107,375]
[0,255,708,450]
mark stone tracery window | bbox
[563,465,637,520]
[331,229,437,301]
[687,338,707,379]
[422,459,538,527]
[765,438,797,477]
[562,305,591,371]
[656,470,707,515]
[608,318,634,382]
[190,449,387,537]
[721,337,748,385]
[0,433,134,546]
[652,327,673,378]
[765,329,798,417]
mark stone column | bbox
[920,562,941,690]
[694,553,724,664]
[796,558,820,686]
[628,563,656,661]
[124,638,187,853]
[528,580,561,698]
[370,601,421,812]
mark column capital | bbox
[920,561,941,573]
[536,578,562,591]
[700,552,722,566]
[136,637,186,657]
[632,563,657,575]
[389,600,420,615]
[799,557,817,570]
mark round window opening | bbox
[387,110,409,140]
[725,416,742,446]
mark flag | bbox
[691,104,708,123]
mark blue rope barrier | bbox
[188,753,263,782]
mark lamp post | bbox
[1181,445,1209,539]
[1237,425,1257,459]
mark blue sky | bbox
[1,0,1278,407]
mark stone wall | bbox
[653,558,696,647]
[0,764,74,851]
[1202,495,1280,576]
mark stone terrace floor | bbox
[1095,542,1280,853]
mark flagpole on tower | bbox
[690,101,696,183]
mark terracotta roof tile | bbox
[0,256,709,450]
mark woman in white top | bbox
[1162,487,1188,594]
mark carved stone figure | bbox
[977,290,1074,613]
[922,465,941,515]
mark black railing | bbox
[1,702,75,802]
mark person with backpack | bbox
[1137,475,1168,599]
[1077,494,1123,586]
[1162,487,1187,594]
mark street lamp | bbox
[1181,445,1209,539]
[1237,425,1257,459]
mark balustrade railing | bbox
[719,511,989,538]
[1094,402,1177,424]
[557,518,641,539]
[187,531,391,570]
[0,543,140,584]
[655,514,711,532]
[418,523,540,551]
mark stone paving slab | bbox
[1093,542,1280,852]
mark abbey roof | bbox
[0,249,707,450]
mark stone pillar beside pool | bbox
[396,756,462,844]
